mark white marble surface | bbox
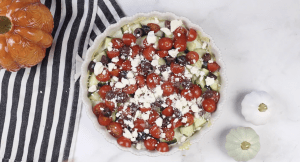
[73,0,300,161]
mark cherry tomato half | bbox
[207,62,220,72]
[105,99,115,111]
[123,84,137,95]
[98,85,112,99]
[174,38,187,52]
[106,49,120,59]
[170,62,185,74]
[161,81,175,96]
[150,125,161,138]
[156,142,169,152]
[93,102,106,117]
[111,38,124,49]
[191,84,202,99]
[130,45,140,58]
[144,138,157,151]
[187,28,197,42]
[139,107,151,113]
[148,110,159,125]
[147,23,160,33]
[163,128,175,141]
[98,114,112,126]
[146,73,161,89]
[143,46,155,61]
[134,119,146,132]
[202,98,216,112]
[173,26,187,39]
[181,89,194,101]
[186,51,199,64]
[107,122,123,138]
[135,75,145,88]
[183,113,194,126]
[96,69,111,82]
[162,106,174,117]
[157,50,169,58]
[158,37,173,50]
[122,33,136,46]
[117,136,131,147]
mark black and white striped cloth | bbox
[0,0,124,161]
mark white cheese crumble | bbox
[93,62,104,75]
[111,57,119,63]
[155,117,163,127]
[208,60,214,63]
[136,143,142,150]
[144,129,149,134]
[129,78,136,85]
[167,124,172,128]
[160,27,172,36]
[121,78,129,86]
[170,19,183,32]
[151,59,159,67]
[88,85,97,92]
[168,48,180,58]
[202,42,207,49]
[115,82,125,88]
[112,76,119,82]
[126,71,134,78]
[205,77,215,86]
[161,71,170,81]
[181,136,187,142]
[123,128,132,139]
[181,117,188,123]
[191,104,199,112]
[142,111,151,120]
[107,63,115,71]
[160,133,166,138]
[107,42,113,51]
[154,86,163,98]
[146,31,157,45]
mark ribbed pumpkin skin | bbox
[0,0,54,72]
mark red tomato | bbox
[202,98,216,112]
[181,89,194,101]
[143,46,155,61]
[111,38,124,49]
[117,136,131,147]
[156,142,169,152]
[109,68,120,77]
[209,91,220,103]
[121,60,132,71]
[183,113,194,126]
[105,99,115,111]
[158,37,173,50]
[135,75,145,88]
[162,106,174,117]
[98,114,112,126]
[93,102,105,117]
[146,73,161,89]
[191,84,202,98]
[122,33,136,46]
[171,118,183,129]
[107,122,123,138]
[96,69,111,82]
[187,28,197,41]
[147,23,160,33]
[163,128,175,141]
[134,119,146,132]
[165,98,172,106]
[130,45,140,58]
[161,81,174,96]
[148,110,159,125]
[150,125,161,138]
[139,107,151,113]
[173,26,187,38]
[170,62,185,74]
[144,138,157,151]
[106,50,120,59]
[123,84,137,94]
[207,62,220,72]
[143,38,151,47]
[98,85,112,99]
[168,74,183,82]
[115,59,123,67]
[174,38,187,52]
[157,50,168,58]
[186,51,199,64]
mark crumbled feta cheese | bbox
[146,31,157,45]
[208,60,214,63]
[132,129,138,138]
[181,107,190,115]
[123,128,132,139]
[167,124,172,128]
[107,42,113,51]
[107,63,115,71]
[170,20,183,32]
[129,78,136,85]
[115,82,125,88]
[161,103,168,108]
[175,78,179,82]
[154,69,160,75]
[205,77,215,86]
[88,85,97,92]
[154,86,163,98]
[181,136,187,142]
[143,102,151,108]
[174,118,179,123]
[161,71,170,81]
[160,133,166,138]
[121,78,129,86]
[168,48,180,58]
[134,110,141,120]
[191,104,199,112]
[181,117,188,123]
[144,129,149,134]
[202,42,207,49]
[155,118,163,127]
[124,120,134,128]
[151,60,159,67]
[154,17,159,24]
[175,100,183,110]
[136,143,142,150]
[127,71,134,78]
[190,66,198,74]
[177,33,181,37]
[142,112,150,120]
[112,57,119,63]
[112,76,119,82]
[160,27,172,36]
[93,62,104,75]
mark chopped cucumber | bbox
[89,73,99,88]
[192,59,202,68]
[158,58,166,65]
[160,138,177,145]
[112,29,123,38]
[193,48,206,58]
[136,36,145,46]
[180,124,194,137]
[174,128,183,142]
[104,37,112,49]
[194,117,207,129]
[155,31,164,37]
[158,21,166,28]
[201,68,209,76]
[140,17,159,25]
[93,50,106,62]
[196,77,206,89]
[191,75,199,84]
[186,38,202,51]
[89,91,101,102]
[177,52,185,57]
[112,111,117,122]
[210,79,220,91]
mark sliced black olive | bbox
[88,61,95,72]
[133,28,144,38]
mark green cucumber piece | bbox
[93,50,106,62]
[201,68,209,76]
[89,91,101,102]
[186,37,202,51]
[89,73,99,88]
[130,23,142,32]
[136,36,145,46]
[180,124,194,137]
[160,138,177,145]
[196,77,206,89]
[158,58,166,65]
[104,37,112,49]
[192,59,202,68]
[174,128,183,142]
[210,79,220,91]
[193,48,206,58]
[140,17,159,25]
[194,117,207,129]
[112,29,123,38]
[155,31,164,37]
[158,21,166,28]
[191,75,199,84]
[112,111,117,122]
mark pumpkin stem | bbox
[241,141,251,150]
[0,16,12,34]
[258,103,268,112]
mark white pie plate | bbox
[80,11,227,156]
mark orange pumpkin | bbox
[0,0,54,72]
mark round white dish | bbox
[80,11,227,156]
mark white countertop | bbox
[73,0,300,161]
